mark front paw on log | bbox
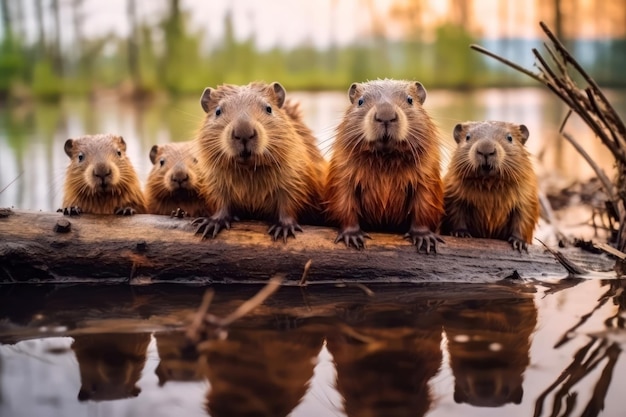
[58,206,82,216]
[115,207,136,216]
[404,227,444,254]
[335,227,371,250]
[508,235,528,252]
[451,228,472,238]
[268,217,303,243]
[192,215,234,239]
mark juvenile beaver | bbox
[193,81,325,242]
[324,79,444,253]
[440,121,540,251]
[145,141,206,217]
[60,134,146,215]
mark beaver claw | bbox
[404,227,444,254]
[193,216,233,239]
[268,218,303,243]
[335,227,371,250]
[115,207,136,216]
[451,229,472,238]
[58,206,81,216]
[508,235,528,252]
[171,208,187,218]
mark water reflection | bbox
[0,281,625,416]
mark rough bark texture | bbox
[0,209,614,284]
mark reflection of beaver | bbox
[145,141,206,217]
[326,312,443,417]
[192,82,326,242]
[154,331,204,385]
[72,332,151,401]
[325,79,444,252]
[441,121,540,251]
[60,134,147,215]
[201,326,324,417]
[443,296,537,407]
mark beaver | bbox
[60,134,146,215]
[192,81,326,242]
[440,121,540,251]
[324,79,444,253]
[145,141,207,217]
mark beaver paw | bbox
[335,227,371,250]
[192,216,234,239]
[115,207,136,216]
[171,208,187,218]
[268,218,303,243]
[58,206,81,216]
[451,229,472,238]
[508,235,528,252]
[404,227,444,254]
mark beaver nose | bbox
[170,170,189,187]
[476,141,496,163]
[93,163,112,184]
[232,120,257,146]
[374,102,398,125]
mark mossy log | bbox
[0,208,615,284]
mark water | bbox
[0,88,624,212]
[0,280,625,417]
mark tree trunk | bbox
[0,209,613,284]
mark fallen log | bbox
[0,208,615,284]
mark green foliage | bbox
[31,60,63,102]
[0,38,27,97]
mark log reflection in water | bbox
[154,330,204,385]
[442,294,538,407]
[200,325,325,417]
[71,332,151,402]
[534,279,625,417]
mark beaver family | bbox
[60,134,146,215]
[145,141,206,217]
[440,121,540,251]
[192,81,325,242]
[324,79,444,253]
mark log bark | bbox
[0,209,615,284]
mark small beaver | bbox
[440,121,540,251]
[324,79,444,253]
[193,81,325,242]
[145,141,206,217]
[60,134,146,215]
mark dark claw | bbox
[192,216,232,240]
[508,236,528,253]
[115,207,136,216]
[268,220,303,243]
[58,206,81,216]
[404,228,444,254]
[451,229,472,238]
[335,228,371,250]
[170,208,186,218]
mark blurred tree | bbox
[126,0,142,95]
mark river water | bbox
[1,89,626,416]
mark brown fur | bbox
[72,333,151,401]
[154,331,204,385]
[325,79,444,251]
[441,121,540,249]
[443,296,537,407]
[145,141,207,216]
[194,81,326,240]
[61,134,146,214]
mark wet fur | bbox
[325,79,444,235]
[62,134,146,214]
[195,82,325,226]
[441,121,539,244]
[145,141,206,216]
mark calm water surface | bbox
[0,281,625,417]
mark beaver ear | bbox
[270,82,286,108]
[64,139,74,158]
[117,136,127,152]
[519,124,529,144]
[414,82,427,104]
[348,83,359,104]
[200,87,213,113]
[149,145,159,165]
[453,124,464,144]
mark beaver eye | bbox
[215,106,222,117]
[357,97,364,106]
[78,152,84,162]
[407,96,413,105]
[465,134,471,141]
[159,158,165,167]
[266,105,272,114]
[506,133,513,142]
[192,157,198,164]
[116,148,122,157]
